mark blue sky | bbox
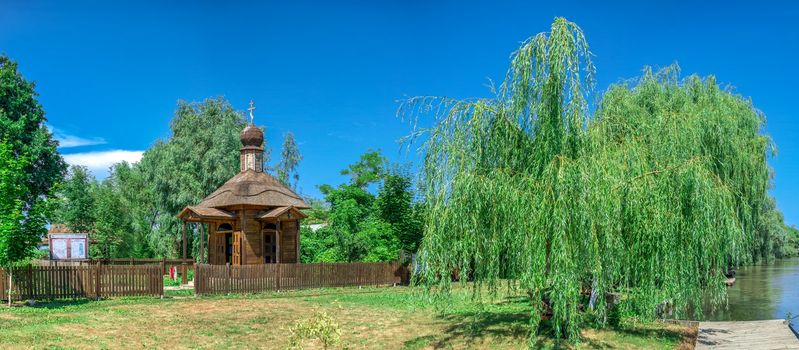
[1,1,797,225]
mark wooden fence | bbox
[195,262,407,295]
[35,258,194,274]
[1,265,163,301]
[35,258,195,284]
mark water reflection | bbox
[701,258,799,321]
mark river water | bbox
[700,258,799,321]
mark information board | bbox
[49,233,89,260]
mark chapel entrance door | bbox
[263,231,276,263]
[232,231,241,265]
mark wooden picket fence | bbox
[0,265,163,301]
[35,258,194,275]
[195,262,407,295]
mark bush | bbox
[288,311,342,350]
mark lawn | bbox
[0,286,696,349]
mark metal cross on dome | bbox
[248,100,256,124]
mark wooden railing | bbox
[195,262,408,295]
[1,265,163,301]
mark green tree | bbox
[91,169,136,259]
[109,162,156,258]
[54,166,97,233]
[357,217,398,262]
[302,198,330,225]
[402,18,774,340]
[277,132,302,190]
[0,142,34,267]
[0,55,66,267]
[326,185,373,262]
[782,225,799,258]
[374,168,423,253]
[303,153,413,263]
[340,150,386,188]
[758,198,799,259]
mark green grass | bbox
[0,286,694,349]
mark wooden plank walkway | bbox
[697,320,799,349]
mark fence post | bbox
[276,263,281,291]
[26,265,33,301]
[95,263,102,300]
[181,263,188,285]
[159,261,165,299]
[7,268,12,306]
[226,263,230,295]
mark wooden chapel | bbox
[177,102,309,265]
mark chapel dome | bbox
[240,124,264,147]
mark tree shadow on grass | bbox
[402,295,693,350]
[26,299,93,309]
[404,296,531,349]
[574,322,694,350]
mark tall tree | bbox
[109,162,156,258]
[403,18,774,340]
[374,168,423,253]
[276,132,302,190]
[91,170,134,259]
[0,142,34,267]
[340,150,386,189]
[54,165,97,233]
[0,55,66,266]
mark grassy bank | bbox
[0,287,695,349]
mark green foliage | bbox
[781,225,799,258]
[759,198,799,259]
[0,142,34,266]
[320,184,375,262]
[586,65,769,326]
[276,132,302,191]
[356,217,398,262]
[375,168,424,253]
[403,17,775,340]
[302,151,422,263]
[299,226,327,262]
[91,174,130,259]
[54,166,97,234]
[303,198,330,225]
[0,55,66,266]
[340,149,387,188]
[107,162,157,258]
[288,311,342,350]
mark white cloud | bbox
[47,125,106,148]
[63,150,144,178]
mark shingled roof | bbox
[196,169,310,209]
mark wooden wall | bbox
[205,208,300,265]
[242,209,263,265]
[280,220,298,263]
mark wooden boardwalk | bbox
[697,320,799,349]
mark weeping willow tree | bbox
[402,18,773,341]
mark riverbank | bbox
[0,287,696,349]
